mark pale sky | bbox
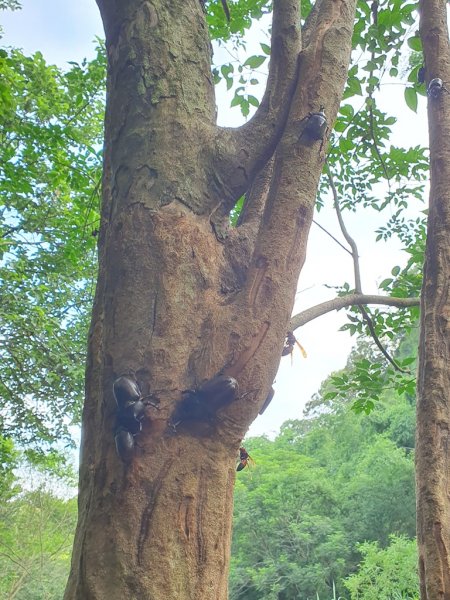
[1,0,428,438]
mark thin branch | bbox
[8,569,30,600]
[326,166,362,291]
[312,218,352,256]
[1,225,20,239]
[0,547,30,572]
[369,105,391,189]
[327,166,407,372]
[290,293,420,329]
[359,304,410,372]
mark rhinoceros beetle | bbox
[171,374,239,428]
[113,375,141,408]
[427,77,449,99]
[417,65,426,85]
[114,427,135,464]
[259,386,275,415]
[195,375,239,408]
[113,375,159,462]
[120,397,145,421]
[301,107,328,143]
[117,403,144,435]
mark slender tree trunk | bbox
[64,1,357,598]
[417,1,450,598]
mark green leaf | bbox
[339,104,355,117]
[404,87,418,112]
[407,35,422,52]
[230,94,242,108]
[243,55,267,69]
[240,99,250,117]
[220,64,234,77]
[379,278,393,290]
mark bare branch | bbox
[211,0,301,218]
[327,166,409,372]
[246,0,358,261]
[312,219,352,255]
[290,293,420,329]
[326,165,362,291]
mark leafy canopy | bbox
[0,43,105,457]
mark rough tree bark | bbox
[64,1,357,598]
[416,1,450,599]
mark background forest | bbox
[0,0,429,597]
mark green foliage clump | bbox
[344,536,419,600]
[325,328,419,416]
[231,444,348,599]
[230,335,418,598]
[0,434,20,500]
[0,44,106,454]
[0,485,77,600]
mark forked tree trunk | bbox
[64,1,356,598]
[416,1,450,598]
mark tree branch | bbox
[211,0,301,220]
[358,302,410,372]
[245,0,357,261]
[226,0,358,389]
[327,165,362,292]
[304,165,420,373]
[312,218,352,255]
[327,165,409,372]
[290,294,420,329]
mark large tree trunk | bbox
[416,1,450,599]
[64,1,357,598]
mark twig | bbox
[359,304,409,373]
[369,105,391,189]
[326,167,361,291]
[312,219,352,256]
[365,22,391,190]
